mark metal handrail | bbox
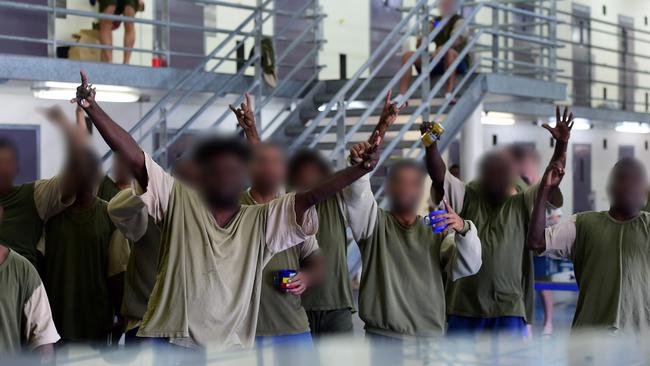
[287,0,433,152]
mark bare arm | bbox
[72,70,147,189]
[421,122,447,202]
[527,162,565,252]
[229,93,260,145]
[539,106,574,206]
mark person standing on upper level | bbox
[397,0,469,104]
[98,0,143,64]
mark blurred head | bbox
[287,148,332,191]
[508,145,541,185]
[192,136,251,208]
[387,159,426,213]
[449,164,461,179]
[0,138,18,190]
[250,142,286,194]
[607,158,648,215]
[439,0,457,16]
[478,150,515,203]
[112,153,132,186]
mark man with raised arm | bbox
[73,70,379,349]
[425,106,573,336]
[528,158,650,334]
[338,93,481,343]
[231,95,324,346]
[0,106,80,270]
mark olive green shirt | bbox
[513,176,535,324]
[0,177,73,267]
[442,172,562,319]
[0,250,59,354]
[240,191,318,336]
[343,174,482,338]
[301,196,355,312]
[132,154,318,349]
[97,175,121,202]
[43,198,128,341]
[543,212,650,333]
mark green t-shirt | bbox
[121,214,161,321]
[357,209,447,338]
[513,176,535,324]
[0,250,42,354]
[97,175,121,202]
[240,191,312,336]
[644,195,650,212]
[446,184,539,319]
[301,197,354,312]
[0,183,43,268]
[43,199,116,341]
[572,212,650,332]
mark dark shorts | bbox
[416,57,469,76]
[99,0,138,14]
[306,308,354,336]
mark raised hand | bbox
[351,132,382,170]
[431,200,466,234]
[71,70,96,109]
[419,120,433,136]
[36,105,68,126]
[229,93,260,144]
[543,106,574,144]
[542,161,565,189]
[374,90,408,142]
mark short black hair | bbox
[191,135,252,165]
[288,148,332,179]
[388,159,425,181]
[0,137,19,161]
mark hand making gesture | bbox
[431,200,466,234]
[71,70,96,109]
[373,90,408,142]
[349,131,382,171]
[229,93,260,145]
[541,161,565,189]
[543,106,574,144]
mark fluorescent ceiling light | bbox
[32,81,140,103]
[615,121,650,134]
[547,117,591,130]
[481,111,515,125]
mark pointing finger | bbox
[385,90,392,107]
[245,92,252,108]
[555,105,560,125]
[562,106,568,122]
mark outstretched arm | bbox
[72,70,147,189]
[229,93,260,145]
[543,106,574,168]
[527,162,565,252]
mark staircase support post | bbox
[419,1,431,122]
[491,4,500,73]
[335,98,347,169]
[460,102,483,182]
[254,0,263,127]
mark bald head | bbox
[608,158,649,214]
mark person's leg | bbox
[540,290,554,335]
[122,4,136,64]
[317,309,354,335]
[399,51,421,96]
[446,315,484,336]
[443,48,459,94]
[492,316,528,339]
[98,2,116,63]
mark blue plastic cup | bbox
[424,209,448,233]
[273,269,297,292]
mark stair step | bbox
[300,104,443,120]
[314,139,421,150]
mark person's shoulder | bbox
[6,250,40,283]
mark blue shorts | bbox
[447,315,528,338]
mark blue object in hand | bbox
[424,210,448,233]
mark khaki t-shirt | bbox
[343,174,482,338]
[0,249,60,354]
[133,153,318,349]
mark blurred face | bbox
[0,147,18,190]
[439,0,456,16]
[520,155,541,185]
[250,145,286,193]
[607,165,648,214]
[198,153,248,208]
[291,161,326,191]
[112,154,132,186]
[479,153,514,203]
[76,150,100,193]
[387,166,424,213]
